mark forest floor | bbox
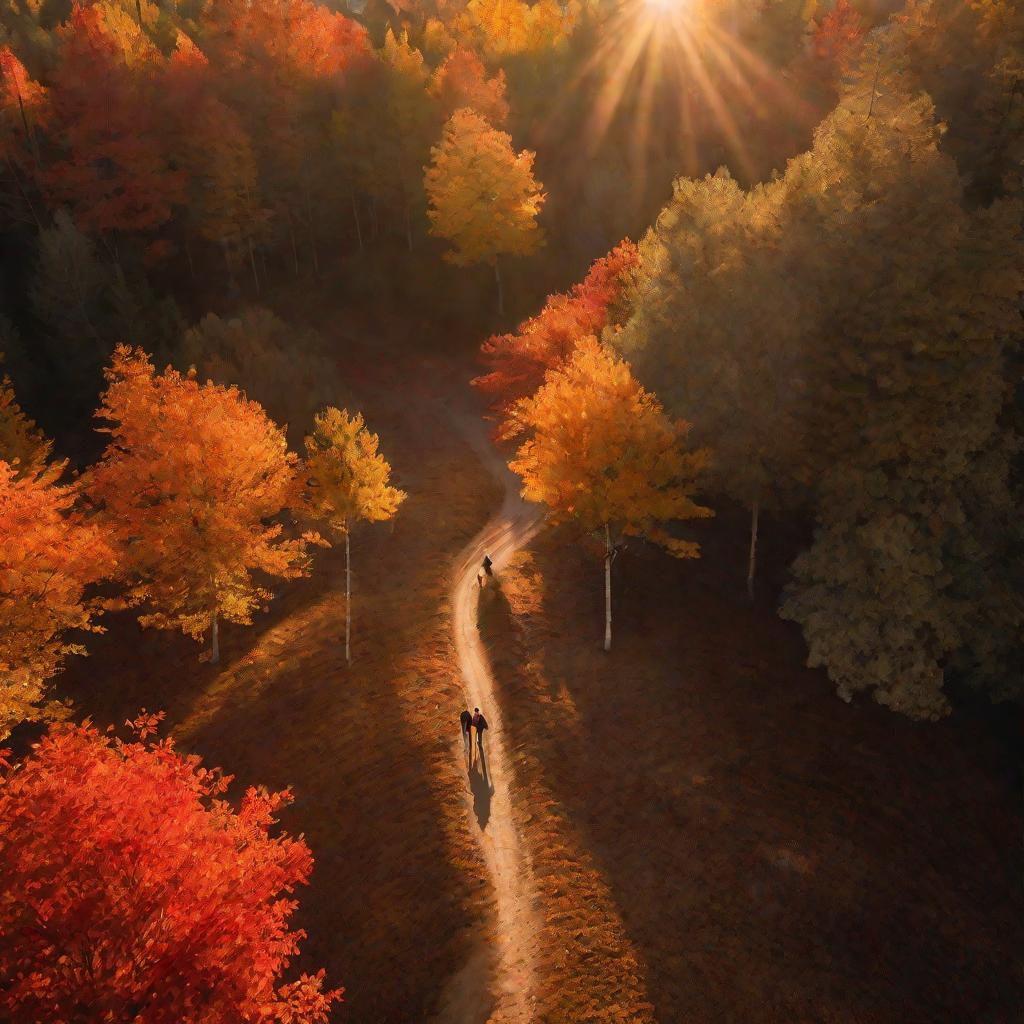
[477,511,1024,1023]
[59,294,1023,1024]
[61,309,506,1023]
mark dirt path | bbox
[434,413,544,1024]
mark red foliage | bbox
[473,240,640,426]
[44,5,185,235]
[0,717,341,1023]
[812,0,865,71]
[430,47,509,125]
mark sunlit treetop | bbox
[425,108,545,267]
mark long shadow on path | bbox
[470,747,493,829]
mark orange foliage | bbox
[205,0,371,82]
[475,240,640,427]
[0,460,113,737]
[87,346,318,658]
[0,366,51,477]
[0,716,341,1022]
[0,46,46,170]
[44,5,184,235]
[429,47,509,124]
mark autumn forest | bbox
[0,0,1021,1020]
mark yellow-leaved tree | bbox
[304,407,406,665]
[424,108,544,314]
[508,338,712,650]
[87,346,319,663]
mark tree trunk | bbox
[247,236,260,293]
[222,242,237,290]
[345,525,352,665]
[603,523,613,652]
[494,258,504,317]
[4,153,40,230]
[289,221,300,277]
[405,203,413,252]
[370,197,378,241]
[305,184,320,275]
[185,239,195,280]
[747,495,760,601]
[15,89,40,169]
[351,192,363,252]
[211,611,220,664]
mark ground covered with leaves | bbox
[480,508,1023,1024]
[61,321,502,1022]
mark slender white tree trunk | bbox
[604,523,613,652]
[345,525,352,665]
[747,494,760,601]
[494,258,504,316]
[211,610,219,664]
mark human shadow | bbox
[469,745,492,830]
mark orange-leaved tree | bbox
[0,459,113,738]
[0,359,51,477]
[474,239,639,430]
[0,713,341,1023]
[508,338,711,651]
[304,407,405,665]
[429,47,509,125]
[425,108,544,314]
[88,346,318,663]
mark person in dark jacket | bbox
[471,707,488,763]
[459,708,473,756]
[482,554,493,577]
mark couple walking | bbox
[460,706,488,765]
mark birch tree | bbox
[303,407,405,665]
[507,338,711,650]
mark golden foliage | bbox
[303,406,406,537]
[508,338,711,555]
[425,108,544,267]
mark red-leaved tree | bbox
[45,4,184,237]
[0,713,341,1023]
[473,239,640,431]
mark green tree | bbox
[775,76,1024,718]
[616,167,810,599]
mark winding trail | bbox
[434,412,545,1024]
